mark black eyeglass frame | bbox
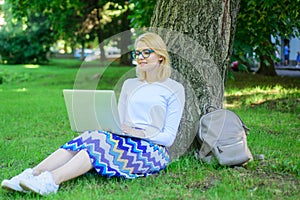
[131,49,155,59]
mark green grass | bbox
[1,60,299,199]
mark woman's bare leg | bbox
[50,150,93,185]
[33,149,78,176]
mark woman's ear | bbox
[159,57,163,63]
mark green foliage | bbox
[128,0,156,28]
[5,0,132,62]
[0,13,53,64]
[0,60,299,199]
[233,0,300,67]
[5,0,89,52]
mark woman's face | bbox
[135,41,162,73]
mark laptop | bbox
[63,89,124,135]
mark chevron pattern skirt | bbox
[60,130,170,179]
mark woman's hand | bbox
[121,124,145,138]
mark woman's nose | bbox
[137,53,144,59]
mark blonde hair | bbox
[134,32,171,81]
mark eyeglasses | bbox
[131,49,155,59]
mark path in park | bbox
[250,65,300,78]
[275,65,300,78]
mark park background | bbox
[1,0,299,199]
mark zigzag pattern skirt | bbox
[60,130,170,179]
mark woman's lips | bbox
[139,62,147,66]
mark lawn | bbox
[0,59,299,200]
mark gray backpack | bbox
[195,106,253,166]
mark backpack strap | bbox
[204,105,218,114]
[197,141,213,160]
[197,108,226,161]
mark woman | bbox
[1,32,185,195]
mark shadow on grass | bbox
[226,95,300,114]
[250,97,300,114]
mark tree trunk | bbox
[80,40,85,61]
[120,5,132,65]
[97,31,106,62]
[256,38,278,76]
[256,55,277,76]
[150,0,240,159]
[96,7,106,62]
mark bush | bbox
[0,16,53,64]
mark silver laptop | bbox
[63,89,124,135]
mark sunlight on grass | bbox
[24,64,40,69]
[226,85,297,96]
[225,84,300,108]
[14,88,27,92]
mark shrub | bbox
[0,15,53,64]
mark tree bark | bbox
[150,0,240,159]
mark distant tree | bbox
[60,2,97,59]
[6,0,103,60]
[119,2,132,65]
[106,1,132,65]
[0,4,53,64]
[6,0,131,63]
[234,0,300,76]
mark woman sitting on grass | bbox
[1,32,185,196]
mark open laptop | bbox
[63,89,125,135]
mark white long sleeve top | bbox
[118,78,185,147]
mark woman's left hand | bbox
[121,124,145,138]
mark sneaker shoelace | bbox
[13,169,33,181]
[36,172,59,194]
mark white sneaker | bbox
[1,168,33,192]
[20,171,59,195]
